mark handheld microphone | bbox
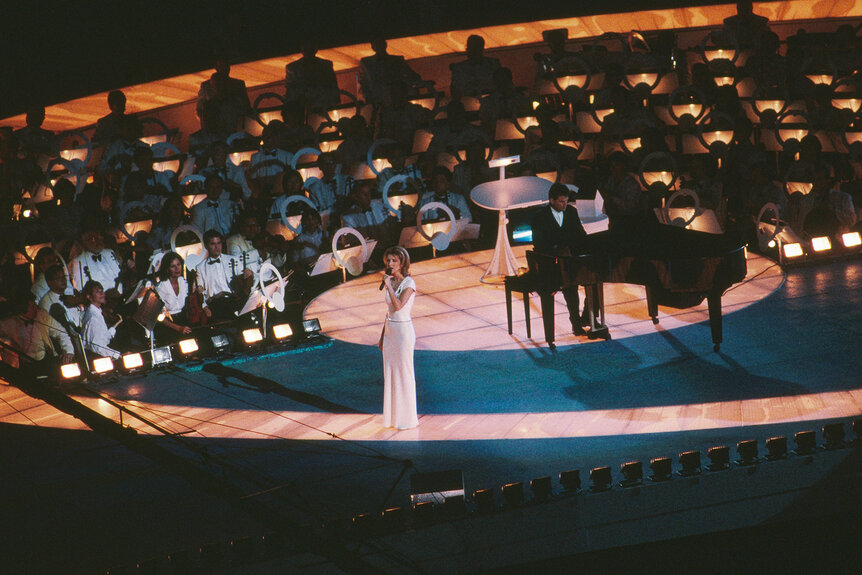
[379,268,392,290]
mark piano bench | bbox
[504,273,535,339]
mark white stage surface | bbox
[306,245,785,352]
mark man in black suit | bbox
[531,183,589,338]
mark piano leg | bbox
[646,286,659,324]
[523,293,532,339]
[505,284,513,335]
[539,291,556,349]
[707,290,723,352]
[585,283,610,340]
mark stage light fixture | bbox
[649,458,672,482]
[589,466,612,492]
[620,460,644,487]
[242,328,264,344]
[678,451,701,476]
[765,436,787,460]
[841,232,862,248]
[92,357,114,374]
[501,482,524,507]
[530,476,552,502]
[442,494,467,519]
[472,488,496,514]
[823,422,846,450]
[783,242,804,259]
[122,352,144,371]
[210,334,231,353]
[736,440,759,465]
[559,469,581,493]
[381,507,406,532]
[811,236,832,252]
[273,323,293,339]
[178,338,199,354]
[707,446,730,471]
[151,346,173,367]
[303,318,322,336]
[794,430,816,455]
[412,501,436,526]
[60,362,81,379]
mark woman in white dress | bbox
[378,246,418,429]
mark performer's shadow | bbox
[202,363,367,414]
[535,328,811,411]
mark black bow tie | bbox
[207,257,221,265]
[207,201,219,208]
[91,254,102,262]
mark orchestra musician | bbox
[530,183,590,337]
[195,229,253,322]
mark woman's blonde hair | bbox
[383,245,410,276]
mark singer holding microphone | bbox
[378,246,418,430]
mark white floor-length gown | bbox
[382,276,418,429]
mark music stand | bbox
[470,176,552,284]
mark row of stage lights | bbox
[772,231,862,264]
[59,318,322,381]
[349,421,859,535]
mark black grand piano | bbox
[514,223,747,351]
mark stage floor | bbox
[308,244,784,351]
[4,250,862,573]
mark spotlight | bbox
[823,422,846,450]
[678,451,701,476]
[92,357,114,374]
[210,334,231,353]
[352,512,380,534]
[122,352,144,371]
[530,476,552,502]
[841,232,862,248]
[242,328,264,344]
[736,440,759,465]
[707,446,730,471]
[765,436,787,460]
[501,482,524,508]
[60,362,81,379]
[620,461,644,487]
[783,242,804,259]
[178,338,199,354]
[412,501,436,526]
[559,469,581,493]
[151,346,173,367]
[303,318,322,336]
[381,507,406,532]
[442,494,467,519]
[794,430,816,455]
[472,488,496,514]
[811,236,832,252]
[589,466,612,492]
[649,458,672,482]
[273,323,293,339]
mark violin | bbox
[185,270,207,326]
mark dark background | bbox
[1,0,719,119]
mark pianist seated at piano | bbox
[196,229,253,322]
[418,166,472,223]
[530,183,591,335]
